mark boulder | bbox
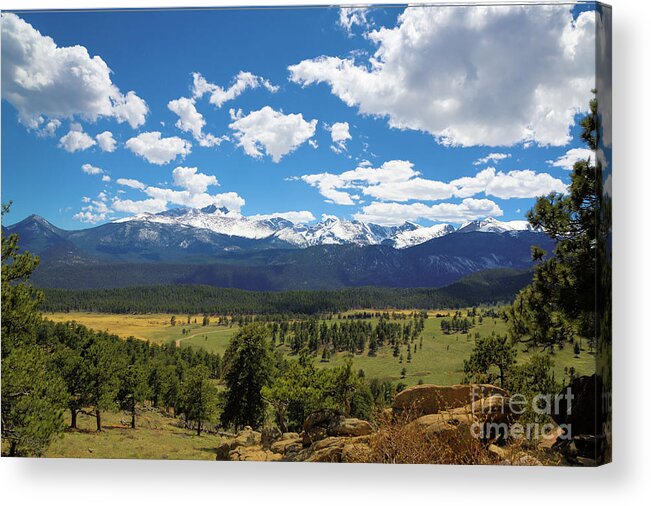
[392,384,508,416]
[302,409,372,445]
[330,418,373,438]
[228,445,282,462]
[449,394,520,425]
[304,436,371,463]
[231,426,262,449]
[261,426,282,449]
[407,412,478,446]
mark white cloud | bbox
[112,198,168,215]
[112,166,245,217]
[73,192,113,223]
[339,7,370,34]
[473,153,511,166]
[1,13,148,129]
[548,147,594,170]
[452,167,567,199]
[329,122,352,154]
[96,131,117,152]
[299,160,421,205]
[81,163,103,175]
[59,124,96,152]
[36,118,61,137]
[125,132,192,165]
[116,178,146,190]
[102,175,111,182]
[354,198,504,226]
[229,106,317,162]
[192,71,278,108]
[250,210,316,224]
[298,159,565,204]
[167,96,227,147]
[172,166,219,194]
[289,5,595,147]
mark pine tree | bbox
[220,324,273,430]
[180,365,218,435]
[2,205,67,456]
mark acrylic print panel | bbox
[0,2,611,465]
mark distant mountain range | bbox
[3,207,550,291]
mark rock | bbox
[330,418,373,438]
[392,384,508,416]
[408,412,478,447]
[449,394,520,425]
[270,435,302,455]
[302,409,372,445]
[305,436,371,463]
[215,441,232,461]
[228,445,282,462]
[261,426,282,450]
[498,453,543,466]
[231,427,262,449]
[303,410,339,445]
[488,443,509,460]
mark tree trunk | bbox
[131,406,136,429]
[95,408,102,432]
[9,440,18,457]
[197,420,202,436]
[70,408,77,429]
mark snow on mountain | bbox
[456,217,537,234]
[391,223,456,249]
[114,207,537,249]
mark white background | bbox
[0,0,648,504]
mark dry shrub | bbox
[365,408,496,465]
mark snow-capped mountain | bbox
[114,206,457,249]
[456,217,537,234]
[113,207,541,249]
[391,223,457,249]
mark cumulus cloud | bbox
[250,210,316,224]
[299,160,420,205]
[452,167,567,199]
[172,166,219,194]
[59,124,96,152]
[167,96,227,148]
[101,175,111,182]
[73,192,113,223]
[229,106,318,162]
[298,159,566,205]
[289,5,596,147]
[192,71,278,108]
[473,153,511,166]
[329,122,352,154]
[1,13,148,129]
[81,163,104,175]
[548,147,594,170]
[116,178,146,190]
[95,131,117,152]
[111,166,245,217]
[125,132,192,165]
[338,7,370,34]
[36,118,61,137]
[354,198,504,226]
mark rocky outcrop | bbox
[302,410,372,445]
[215,382,573,465]
[392,384,508,416]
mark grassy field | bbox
[44,408,223,460]
[44,309,596,387]
[44,312,240,349]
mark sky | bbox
[1,3,601,230]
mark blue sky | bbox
[1,4,598,229]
